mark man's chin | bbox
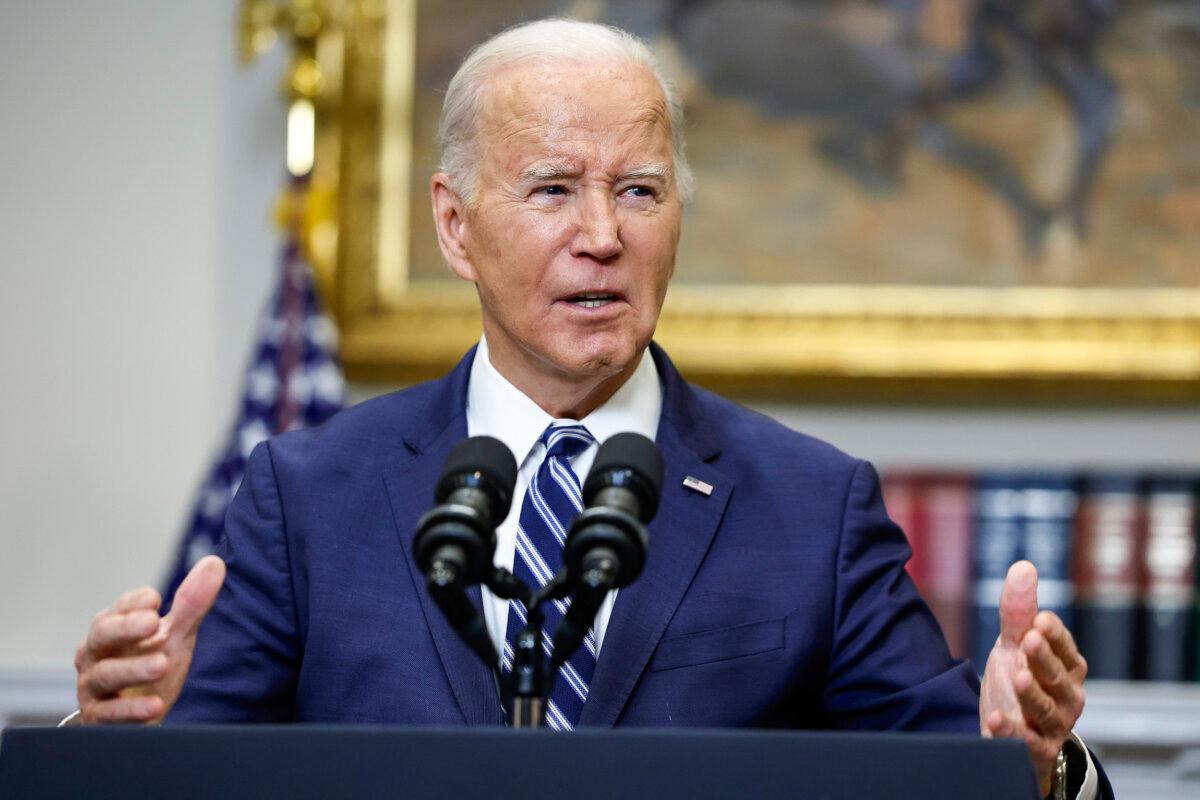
[556,336,645,379]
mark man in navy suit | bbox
[73,18,1105,798]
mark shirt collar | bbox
[466,335,662,467]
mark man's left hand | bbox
[980,560,1088,797]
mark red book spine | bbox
[882,470,973,660]
[882,471,926,591]
[1074,493,1142,603]
[1073,477,1142,680]
[921,475,974,660]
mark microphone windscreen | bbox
[436,436,518,518]
[582,432,664,520]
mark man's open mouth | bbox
[565,292,619,309]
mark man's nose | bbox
[571,189,622,261]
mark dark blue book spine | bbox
[971,473,1026,672]
[1142,476,1197,682]
[1019,473,1078,636]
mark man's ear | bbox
[430,173,477,282]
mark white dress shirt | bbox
[465,335,662,662]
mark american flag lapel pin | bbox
[682,475,714,496]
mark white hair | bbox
[437,18,693,205]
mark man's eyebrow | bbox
[518,162,581,182]
[517,162,672,182]
[620,163,670,181]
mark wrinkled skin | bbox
[431,59,683,419]
[980,561,1089,796]
[74,556,224,724]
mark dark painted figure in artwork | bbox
[609,0,1120,255]
[890,0,1120,244]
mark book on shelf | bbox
[969,473,1078,671]
[970,472,1028,672]
[922,476,974,662]
[883,466,1199,683]
[1142,475,1197,682]
[1014,472,1078,674]
[883,471,973,661]
[882,471,924,588]
[1074,474,1142,680]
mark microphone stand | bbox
[480,568,574,729]
[433,539,641,729]
[426,559,502,674]
[444,549,632,727]
[509,608,545,728]
[430,563,592,729]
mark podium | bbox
[0,726,1040,799]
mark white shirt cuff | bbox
[1068,731,1099,800]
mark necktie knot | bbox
[540,424,594,463]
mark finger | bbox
[998,561,1039,645]
[112,586,163,615]
[1022,628,1077,709]
[75,637,92,673]
[985,710,1016,739]
[1014,667,1067,740]
[165,556,226,635]
[86,609,162,657]
[84,653,169,698]
[83,694,165,724]
[1034,611,1085,676]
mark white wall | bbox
[0,0,281,671]
[754,404,1200,472]
[0,0,1196,683]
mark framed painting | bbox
[271,0,1200,401]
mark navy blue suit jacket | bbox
[170,344,981,729]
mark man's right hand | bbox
[74,555,225,724]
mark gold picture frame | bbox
[272,0,1200,403]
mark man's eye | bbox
[536,185,567,196]
[623,185,654,198]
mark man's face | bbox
[440,60,683,389]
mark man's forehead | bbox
[477,60,672,150]
[486,59,661,99]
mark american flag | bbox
[162,178,344,606]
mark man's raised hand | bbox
[980,560,1088,797]
[74,556,225,724]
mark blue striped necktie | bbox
[504,423,597,729]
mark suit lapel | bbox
[381,347,504,725]
[579,345,732,727]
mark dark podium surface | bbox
[0,725,1040,799]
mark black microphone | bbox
[551,432,663,669]
[413,436,517,670]
[413,435,517,586]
